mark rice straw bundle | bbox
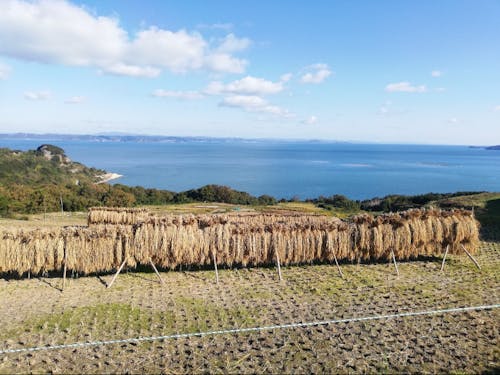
[0,208,479,276]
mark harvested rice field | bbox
[0,224,499,373]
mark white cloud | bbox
[385,82,427,93]
[204,53,247,74]
[300,63,332,84]
[65,96,85,104]
[303,115,318,125]
[216,33,251,53]
[0,0,250,77]
[126,27,207,73]
[280,73,292,82]
[104,63,161,78]
[24,90,51,100]
[220,95,290,116]
[431,70,442,77]
[0,62,11,79]
[434,87,446,92]
[152,89,204,100]
[448,117,458,123]
[493,105,500,112]
[205,76,284,96]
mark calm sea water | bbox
[2,138,499,200]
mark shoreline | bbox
[96,172,123,184]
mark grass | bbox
[1,303,161,341]
[434,192,500,229]
[0,211,87,228]
[1,293,260,344]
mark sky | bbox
[0,0,499,145]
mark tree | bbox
[103,188,136,207]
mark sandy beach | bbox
[97,172,123,184]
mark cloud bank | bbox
[385,82,427,93]
[0,0,250,77]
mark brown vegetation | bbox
[87,207,149,226]
[0,208,479,276]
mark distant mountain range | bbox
[0,132,244,143]
[0,132,339,144]
[0,133,496,147]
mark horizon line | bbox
[0,132,490,148]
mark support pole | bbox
[149,258,164,285]
[440,245,449,272]
[275,248,283,281]
[212,251,219,285]
[107,258,127,289]
[333,252,344,279]
[62,246,67,290]
[391,250,399,277]
[461,244,481,270]
[60,195,64,216]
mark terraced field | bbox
[0,229,498,373]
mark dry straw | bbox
[87,207,149,226]
[0,208,479,276]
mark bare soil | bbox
[0,233,498,373]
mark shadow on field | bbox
[1,254,447,283]
[477,198,500,242]
[482,366,500,375]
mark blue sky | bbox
[0,0,499,144]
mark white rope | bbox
[0,303,498,355]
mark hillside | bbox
[0,145,136,215]
[0,145,272,216]
[0,144,106,186]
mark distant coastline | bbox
[0,132,493,147]
[0,132,336,144]
[469,145,500,150]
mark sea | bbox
[2,138,499,200]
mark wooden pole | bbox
[275,248,283,281]
[440,245,449,272]
[212,250,219,285]
[149,258,164,284]
[107,258,127,289]
[333,252,344,279]
[60,195,64,216]
[391,250,399,276]
[461,244,481,270]
[62,246,67,290]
